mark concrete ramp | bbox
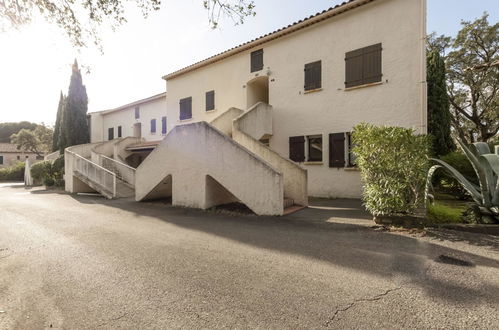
[135,122,285,215]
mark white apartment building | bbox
[78,0,426,215]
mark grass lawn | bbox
[428,193,470,224]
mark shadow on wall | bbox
[63,192,499,305]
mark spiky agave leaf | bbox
[428,158,483,205]
[481,153,499,205]
[455,139,491,207]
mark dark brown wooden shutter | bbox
[108,127,114,140]
[206,91,215,111]
[289,136,305,162]
[363,43,382,84]
[329,133,345,167]
[179,97,192,120]
[345,43,382,88]
[251,49,264,72]
[304,61,322,91]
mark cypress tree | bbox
[52,91,64,152]
[427,50,454,156]
[60,59,89,152]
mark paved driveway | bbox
[0,183,498,329]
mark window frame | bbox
[150,119,157,134]
[304,60,322,92]
[108,127,114,140]
[161,116,167,135]
[179,97,193,120]
[306,135,323,162]
[206,90,215,111]
[345,43,382,89]
[250,49,264,73]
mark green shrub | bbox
[31,160,53,181]
[352,123,430,216]
[43,176,55,186]
[52,155,65,186]
[0,162,25,181]
[427,203,464,223]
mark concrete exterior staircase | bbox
[65,140,137,199]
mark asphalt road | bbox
[0,183,498,329]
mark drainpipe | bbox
[420,0,428,134]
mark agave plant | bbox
[426,139,499,224]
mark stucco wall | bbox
[165,0,426,198]
[90,96,167,143]
[135,122,284,215]
[0,152,39,169]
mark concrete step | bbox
[116,180,135,198]
[283,198,294,209]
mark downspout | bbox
[420,0,428,134]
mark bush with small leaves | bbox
[352,123,430,216]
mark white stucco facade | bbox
[164,0,427,198]
[89,93,167,143]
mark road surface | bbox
[0,183,498,329]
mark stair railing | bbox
[67,150,117,197]
[96,154,136,187]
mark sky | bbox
[0,0,497,125]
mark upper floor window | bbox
[161,116,167,134]
[150,119,156,133]
[206,91,215,111]
[304,60,322,91]
[108,127,114,140]
[345,43,382,88]
[179,97,192,120]
[117,126,122,138]
[135,107,140,119]
[250,49,264,72]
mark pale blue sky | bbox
[0,0,497,124]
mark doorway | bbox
[246,76,269,109]
[133,123,142,138]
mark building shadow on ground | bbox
[60,192,499,305]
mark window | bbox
[117,126,122,138]
[304,61,322,91]
[250,49,264,72]
[36,155,44,160]
[108,127,114,140]
[25,155,29,159]
[0,155,3,164]
[345,43,382,88]
[135,107,140,119]
[346,132,357,167]
[150,119,156,133]
[179,97,192,120]
[206,91,215,111]
[161,116,167,134]
[307,135,323,161]
[289,136,305,162]
[17,155,20,160]
[290,135,323,162]
[329,132,356,167]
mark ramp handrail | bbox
[67,150,117,197]
[97,154,136,187]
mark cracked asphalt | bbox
[0,183,498,329]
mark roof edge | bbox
[90,92,167,116]
[162,0,376,80]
